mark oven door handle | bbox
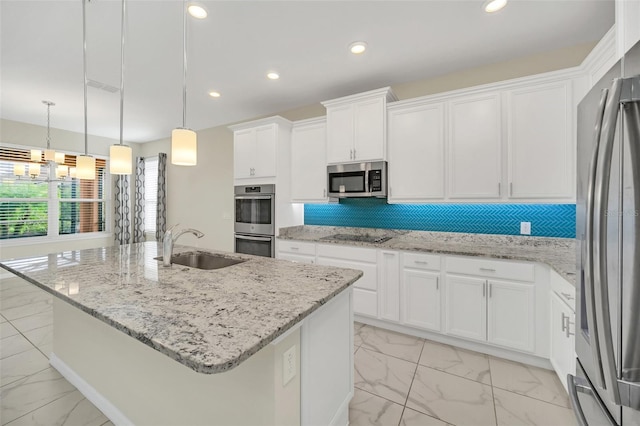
[235,234,273,242]
[234,195,273,200]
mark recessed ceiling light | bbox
[267,72,280,80]
[349,41,367,55]
[187,4,208,19]
[483,0,507,13]
[209,91,221,98]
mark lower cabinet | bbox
[316,244,378,318]
[550,290,576,392]
[402,268,441,332]
[378,251,400,322]
[445,275,487,341]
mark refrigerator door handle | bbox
[568,374,617,426]
[584,87,610,389]
[593,77,623,404]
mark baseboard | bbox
[355,315,552,370]
[330,389,352,426]
[49,353,134,426]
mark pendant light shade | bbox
[56,165,69,179]
[110,144,132,174]
[13,163,25,177]
[30,150,42,162]
[28,163,41,178]
[55,152,65,164]
[171,0,197,166]
[44,149,56,161]
[171,128,197,166]
[69,167,77,179]
[76,155,96,180]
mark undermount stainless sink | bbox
[156,252,246,270]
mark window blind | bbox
[144,157,158,234]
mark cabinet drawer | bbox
[316,244,377,263]
[353,288,378,318]
[446,256,534,282]
[278,240,316,256]
[402,252,441,271]
[278,253,315,264]
[550,269,575,311]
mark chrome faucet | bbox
[162,224,205,267]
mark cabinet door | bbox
[487,280,535,352]
[353,98,385,161]
[448,94,501,199]
[550,292,575,392]
[378,251,400,322]
[402,269,441,332]
[326,104,354,164]
[233,129,255,179]
[253,125,277,178]
[388,103,445,201]
[291,122,327,202]
[507,81,573,199]
[445,275,486,341]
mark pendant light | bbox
[30,149,42,162]
[109,0,132,175]
[13,163,25,177]
[171,0,197,166]
[76,0,96,180]
[28,163,41,178]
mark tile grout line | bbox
[398,340,424,426]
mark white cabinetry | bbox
[506,80,573,199]
[387,101,445,202]
[445,257,536,353]
[291,118,328,203]
[401,252,442,332]
[448,93,502,199]
[549,270,576,392]
[316,244,378,318]
[230,116,292,182]
[616,0,640,58]
[378,250,400,322]
[322,87,397,164]
[277,240,316,264]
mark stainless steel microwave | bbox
[327,161,387,198]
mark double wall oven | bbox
[234,184,275,258]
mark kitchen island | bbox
[0,242,362,426]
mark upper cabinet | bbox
[448,93,502,199]
[230,116,292,183]
[322,87,398,164]
[387,101,445,202]
[506,80,573,199]
[291,118,328,203]
[386,72,578,203]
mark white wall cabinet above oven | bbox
[230,116,292,182]
[322,87,398,164]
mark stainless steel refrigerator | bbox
[571,39,640,425]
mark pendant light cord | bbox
[182,0,187,129]
[45,101,52,150]
[82,0,88,156]
[119,0,126,146]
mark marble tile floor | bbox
[0,275,112,426]
[349,322,578,426]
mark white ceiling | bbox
[1,0,614,144]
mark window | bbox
[144,157,158,235]
[0,146,108,241]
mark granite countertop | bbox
[0,242,362,374]
[279,225,577,285]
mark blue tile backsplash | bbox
[304,199,576,238]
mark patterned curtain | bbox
[155,152,167,240]
[132,157,145,243]
[114,175,131,245]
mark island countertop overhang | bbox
[0,242,362,374]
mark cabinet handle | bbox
[561,292,575,301]
[489,282,492,298]
[510,182,513,196]
[479,267,496,273]
[498,182,501,196]
[436,276,439,290]
[562,313,575,338]
[291,247,299,251]
[353,149,356,159]
[349,149,353,160]
[414,260,428,265]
